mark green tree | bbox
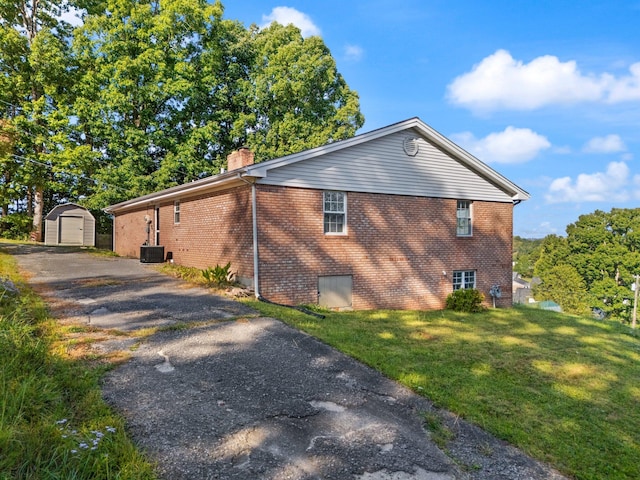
[513,236,543,277]
[74,0,228,207]
[533,234,570,277]
[532,208,640,322]
[0,119,18,216]
[3,0,365,221]
[533,264,590,315]
[589,277,632,321]
[0,0,89,239]
[234,22,364,162]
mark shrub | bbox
[445,288,485,313]
[202,262,233,287]
[0,213,32,240]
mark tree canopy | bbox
[0,0,364,239]
[532,208,640,321]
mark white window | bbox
[324,191,346,234]
[174,201,180,224]
[456,200,472,236]
[453,270,476,290]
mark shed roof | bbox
[45,202,93,220]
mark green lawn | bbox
[246,300,640,480]
[3,242,638,479]
[0,248,155,479]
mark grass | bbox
[0,249,156,479]
[245,300,640,480]
[3,240,637,479]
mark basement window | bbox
[324,191,346,234]
[453,270,476,290]
[174,201,180,224]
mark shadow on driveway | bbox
[6,244,567,480]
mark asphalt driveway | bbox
[6,243,566,480]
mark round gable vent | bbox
[402,137,419,156]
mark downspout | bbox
[237,173,323,319]
[238,174,260,298]
[108,210,116,252]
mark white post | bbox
[633,275,639,329]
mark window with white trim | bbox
[456,200,472,236]
[453,270,476,290]
[323,191,346,234]
[174,200,180,224]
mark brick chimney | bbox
[227,147,255,171]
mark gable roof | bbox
[106,117,529,214]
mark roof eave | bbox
[104,170,248,214]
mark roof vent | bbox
[402,137,419,156]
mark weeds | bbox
[0,249,155,479]
[423,412,454,448]
[202,262,233,287]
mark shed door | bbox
[318,275,352,309]
[59,216,84,245]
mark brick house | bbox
[105,118,529,310]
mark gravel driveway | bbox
[6,244,566,480]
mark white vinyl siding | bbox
[453,270,476,290]
[457,200,472,236]
[256,132,513,203]
[324,191,346,234]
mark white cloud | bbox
[582,134,626,153]
[451,126,551,164]
[608,62,640,102]
[344,44,364,61]
[447,50,640,112]
[261,7,321,37]
[545,161,631,203]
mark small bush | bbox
[445,288,485,313]
[202,262,232,287]
[0,213,32,240]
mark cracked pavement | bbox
[8,244,567,480]
[102,318,456,479]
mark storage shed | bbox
[44,203,95,247]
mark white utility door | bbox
[59,216,83,244]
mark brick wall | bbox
[113,185,255,281]
[114,184,514,310]
[256,185,513,310]
[159,186,254,278]
[113,208,151,258]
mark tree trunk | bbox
[32,187,43,242]
[26,188,33,216]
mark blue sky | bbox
[221,1,640,238]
